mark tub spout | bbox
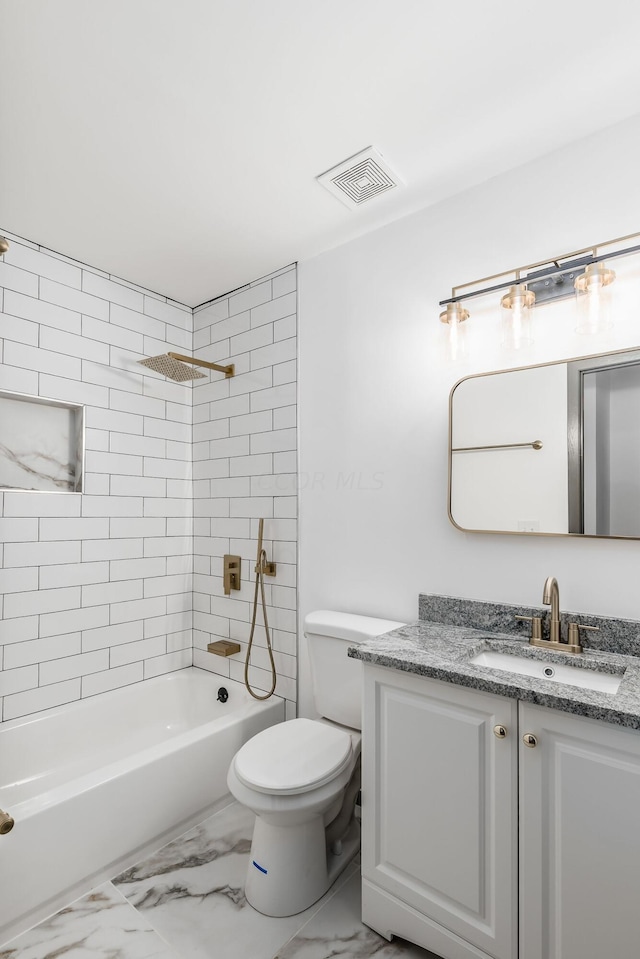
[0,809,14,835]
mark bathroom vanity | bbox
[350,595,640,959]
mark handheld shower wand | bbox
[244,518,277,700]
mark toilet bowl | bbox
[227,610,404,917]
[228,718,361,916]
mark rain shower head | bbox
[138,354,206,381]
[137,352,234,382]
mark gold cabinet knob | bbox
[522,733,538,748]
[493,725,508,739]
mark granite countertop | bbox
[348,620,640,730]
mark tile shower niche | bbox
[0,390,84,492]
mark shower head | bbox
[0,237,10,255]
[138,354,206,381]
[137,352,234,382]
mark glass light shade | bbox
[574,262,615,334]
[500,284,534,350]
[440,302,469,362]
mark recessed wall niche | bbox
[0,390,84,492]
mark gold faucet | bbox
[542,576,562,645]
[517,576,599,653]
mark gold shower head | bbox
[137,352,234,382]
[0,237,10,255]
[138,354,206,381]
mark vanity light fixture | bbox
[439,301,469,361]
[438,230,639,356]
[500,283,535,350]
[574,261,616,335]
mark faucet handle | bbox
[515,615,543,641]
[567,622,599,649]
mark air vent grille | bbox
[316,147,403,210]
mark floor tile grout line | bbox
[272,858,362,957]
[104,881,186,958]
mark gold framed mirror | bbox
[448,346,640,539]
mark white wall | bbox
[298,113,640,716]
[0,235,193,721]
[191,267,298,715]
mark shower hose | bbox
[244,546,277,700]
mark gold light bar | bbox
[439,229,640,309]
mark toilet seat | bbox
[233,718,353,795]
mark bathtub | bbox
[0,667,284,944]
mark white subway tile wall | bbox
[192,266,298,712]
[0,236,298,722]
[0,236,194,721]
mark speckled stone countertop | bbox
[348,595,640,730]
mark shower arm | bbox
[167,352,235,378]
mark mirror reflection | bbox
[449,347,640,539]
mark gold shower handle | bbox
[255,518,276,576]
[223,555,242,594]
[256,516,264,557]
[245,519,277,700]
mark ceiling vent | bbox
[316,146,403,210]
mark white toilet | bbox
[227,609,404,918]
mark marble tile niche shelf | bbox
[0,390,84,492]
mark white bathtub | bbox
[0,667,284,944]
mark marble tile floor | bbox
[0,801,436,959]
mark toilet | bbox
[227,609,404,917]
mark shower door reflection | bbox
[572,356,640,536]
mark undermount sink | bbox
[469,648,625,695]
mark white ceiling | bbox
[2,0,640,307]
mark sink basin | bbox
[469,648,624,695]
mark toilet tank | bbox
[304,610,405,729]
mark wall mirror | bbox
[448,347,640,539]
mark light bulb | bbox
[575,262,615,334]
[439,302,469,362]
[500,284,534,350]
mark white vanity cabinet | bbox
[519,702,640,959]
[361,664,640,959]
[361,665,518,959]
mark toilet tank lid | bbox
[303,610,405,645]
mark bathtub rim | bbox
[0,666,255,735]
[0,668,285,818]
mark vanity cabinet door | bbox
[362,665,517,959]
[519,702,640,959]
